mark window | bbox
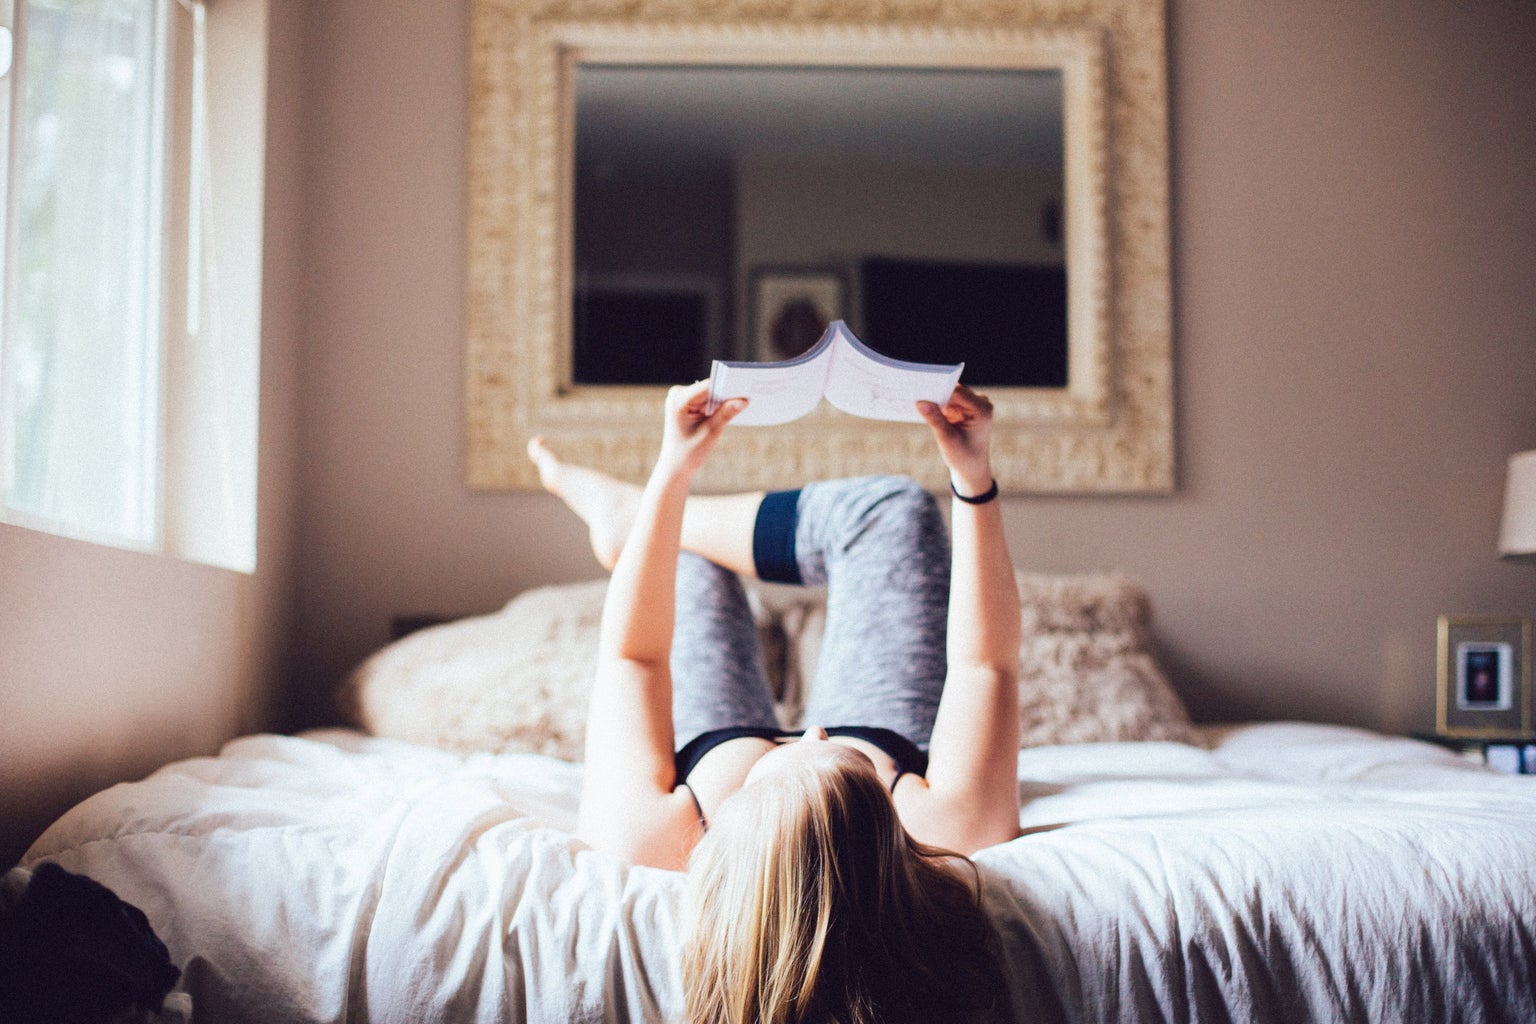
[0,0,255,571]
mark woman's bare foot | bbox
[527,438,640,570]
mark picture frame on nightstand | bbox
[1436,615,1532,739]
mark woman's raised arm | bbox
[909,386,1023,853]
[575,382,747,867]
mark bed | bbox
[19,574,1536,1023]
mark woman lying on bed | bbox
[528,379,1020,1024]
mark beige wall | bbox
[0,0,305,866]
[291,0,1536,736]
[734,158,1063,356]
[1151,0,1536,724]
[736,158,1063,269]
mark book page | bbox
[707,331,835,426]
[822,323,964,422]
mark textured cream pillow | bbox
[339,579,608,761]
[1012,571,1198,747]
[338,579,804,762]
[340,572,1196,760]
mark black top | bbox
[674,725,929,785]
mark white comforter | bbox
[24,724,1536,1023]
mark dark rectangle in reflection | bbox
[860,257,1068,388]
[573,290,710,385]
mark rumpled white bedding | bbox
[23,723,1536,1024]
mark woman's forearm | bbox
[928,495,1020,737]
[596,383,746,666]
[944,489,1022,675]
[598,464,692,666]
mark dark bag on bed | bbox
[0,861,181,1024]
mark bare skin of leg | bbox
[527,437,764,576]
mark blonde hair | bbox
[681,757,1007,1024]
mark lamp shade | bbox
[1499,450,1536,557]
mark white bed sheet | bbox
[23,723,1536,1023]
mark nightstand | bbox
[1413,733,1536,774]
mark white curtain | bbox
[2,0,166,547]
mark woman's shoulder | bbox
[578,786,705,871]
[893,778,1023,857]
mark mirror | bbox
[467,5,1173,493]
[572,64,1067,388]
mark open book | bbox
[707,320,963,426]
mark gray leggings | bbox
[671,475,951,750]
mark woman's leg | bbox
[670,553,781,744]
[527,439,778,744]
[528,437,763,574]
[777,476,951,748]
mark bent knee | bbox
[851,475,943,534]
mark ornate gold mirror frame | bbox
[467,0,1172,493]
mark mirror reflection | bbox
[572,64,1067,387]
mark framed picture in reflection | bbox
[751,268,846,361]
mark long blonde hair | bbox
[681,757,1007,1024]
